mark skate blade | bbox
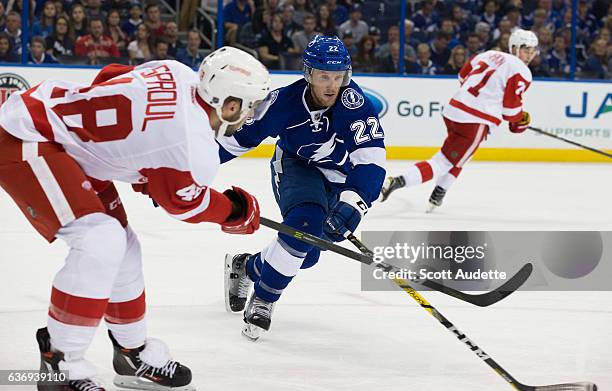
[425,204,437,213]
[114,375,195,391]
[224,254,234,313]
[241,322,264,341]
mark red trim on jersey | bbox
[50,87,68,99]
[21,86,55,141]
[415,161,434,182]
[105,291,146,324]
[502,73,530,122]
[449,99,502,126]
[49,287,108,327]
[502,112,524,122]
[141,167,233,224]
[195,93,214,117]
[458,56,475,85]
[91,64,135,85]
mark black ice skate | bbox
[380,176,406,202]
[108,331,193,391]
[36,327,105,391]
[224,253,252,313]
[242,293,275,341]
[426,185,447,213]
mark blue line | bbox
[21,0,30,64]
[570,0,577,80]
[216,0,224,49]
[399,0,406,75]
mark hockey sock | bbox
[403,151,454,187]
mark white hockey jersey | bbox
[443,50,532,129]
[0,61,234,224]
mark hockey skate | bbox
[426,185,447,213]
[242,293,275,342]
[224,253,252,313]
[36,327,105,391]
[109,331,194,391]
[380,176,406,202]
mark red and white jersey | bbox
[0,61,234,224]
[443,50,532,129]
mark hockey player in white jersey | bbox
[380,29,538,211]
[0,47,270,390]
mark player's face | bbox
[518,46,538,65]
[309,69,345,108]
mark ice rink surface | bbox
[1,159,611,390]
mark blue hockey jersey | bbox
[217,78,386,204]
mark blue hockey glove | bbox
[324,190,369,242]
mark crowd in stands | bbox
[1,0,610,79]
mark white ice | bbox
[1,159,611,391]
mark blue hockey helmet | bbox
[303,35,352,86]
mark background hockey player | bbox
[218,36,386,340]
[0,47,270,390]
[380,29,538,211]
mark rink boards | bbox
[1,64,610,162]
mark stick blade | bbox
[534,382,597,391]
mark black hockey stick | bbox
[260,218,597,391]
[529,126,612,159]
[344,233,534,307]
[259,217,531,307]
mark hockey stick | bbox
[344,233,534,307]
[259,218,597,391]
[529,126,612,159]
[259,217,531,307]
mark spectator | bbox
[106,9,127,53]
[530,8,555,34]
[405,19,426,48]
[75,17,120,64]
[376,41,400,73]
[152,37,172,60]
[258,13,294,69]
[581,38,610,79]
[32,0,56,38]
[368,26,381,53]
[122,3,143,39]
[4,11,21,56]
[441,44,466,75]
[406,43,438,75]
[497,31,511,52]
[449,4,470,36]
[0,32,19,62]
[0,3,6,31]
[576,0,599,42]
[439,19,460,48]
[474,22,491,49]
[529,53,551,77]
[377,25,415,61]
[144,3,166,39]
[546,34,570,77]
[163,21,184,58]
[28,36,58,64]
[292,14,317,53]
[429,32,451,68]
[251,0,278,34]
[86,0,106,21]
[340,29,357,56]
[223,0,252,45]
[281,4,300,40]
[465,33,482,57]
[127,24,154,64]
[176,30,204,70]
[292,0,313,26]
[353,35,378,73]
[413,0,438,32]
[504,6,522,31]
[316,4,337,37]
[326,0,348,26]
[537,26,553,54]
[480,0,499,29]
[492,18,513,41]
[69,3,88,39]
[45,15,74,57]
[51,0,63,18]
[339,4,368,43]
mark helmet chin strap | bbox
[214,107,249,139]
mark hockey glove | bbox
[509,111,531,133]
[324,190,369,242]
[221,186,260,234]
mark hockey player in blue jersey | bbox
[219,36,386,340]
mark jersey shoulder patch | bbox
[341,87,365,110]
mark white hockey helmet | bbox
[508,29,539,56]
[197,46,271,135]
